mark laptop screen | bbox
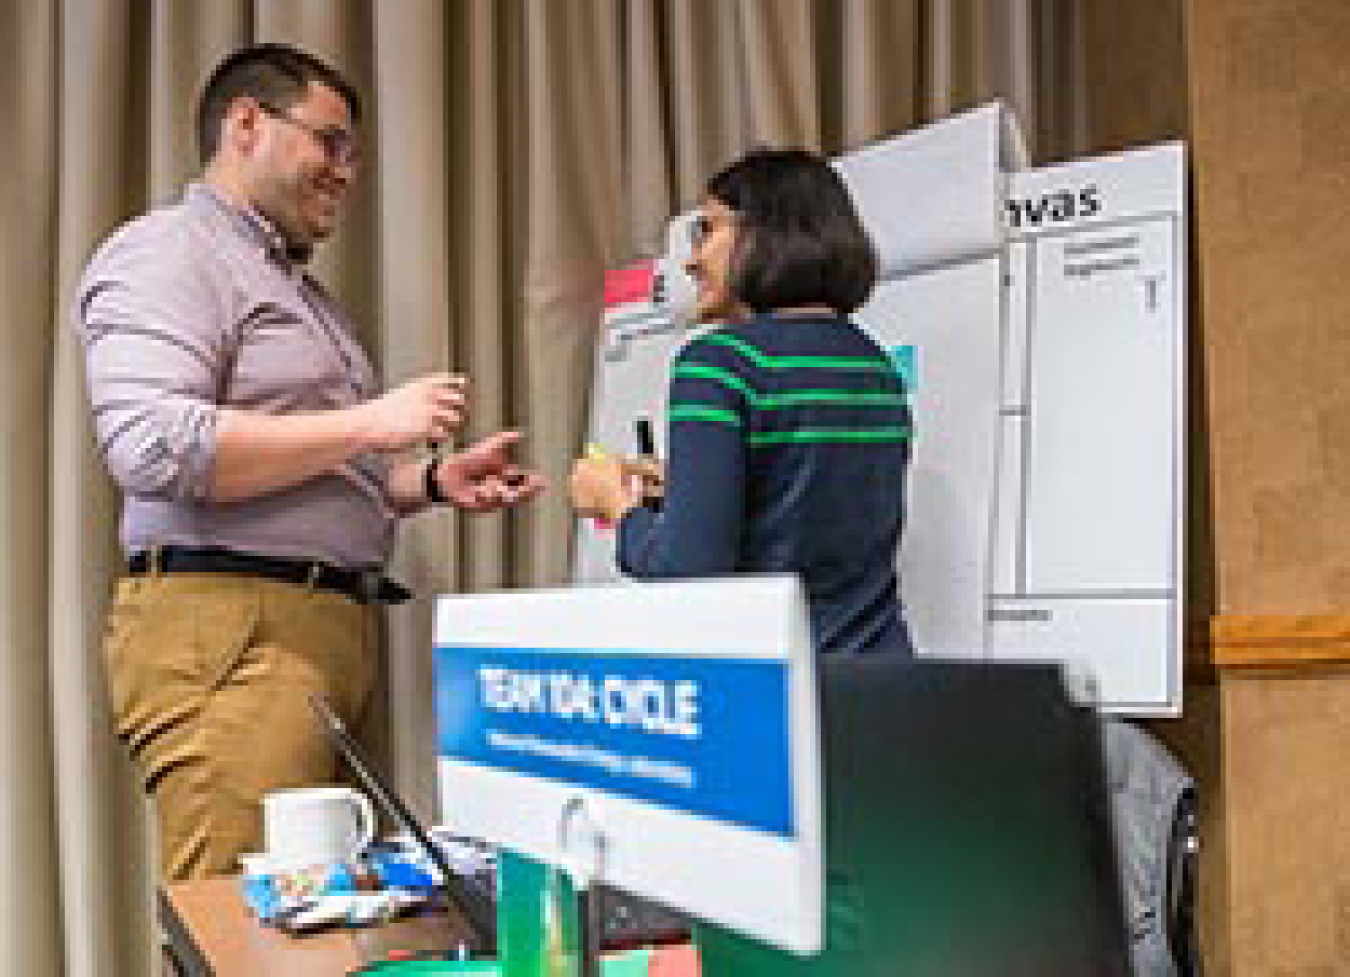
[308,694,497,954]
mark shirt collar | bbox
[185,182,313,270]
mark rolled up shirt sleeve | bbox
[75,224,230,501]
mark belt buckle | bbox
[354,569,384,605]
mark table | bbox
[160,878,474,975]
[161,879,701,976]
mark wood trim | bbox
[1208,614,1350,671]
[1184,634,1218,684]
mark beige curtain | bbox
[0,1,1086,972]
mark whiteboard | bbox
[856,259,1004,657]
[573,118,1186,716]
[991,143,1186,715]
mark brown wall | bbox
[1081,0,1189,156]
[1188,0,1350,613]
[1080,3,1350,974]
[1079,0,1215,614]
[1203,618,1350,977]
[1222,664,1350,973]
[1083,0,1350,613]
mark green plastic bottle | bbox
[496,850,584,977]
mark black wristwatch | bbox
[424,456,448,505]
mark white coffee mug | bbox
[263,786,376,867]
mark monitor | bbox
[696,658,1131,977]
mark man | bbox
[75,43,543,881]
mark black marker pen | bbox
[635,416,663,512]
[635,416,656,459]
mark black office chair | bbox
[1098,717,1200,977]
[1165,787,1201,977]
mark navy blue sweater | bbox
[617,312,913,656]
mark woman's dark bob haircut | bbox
[707,147,878,315]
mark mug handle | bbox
[347,790,377,857]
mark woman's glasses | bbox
[689,215,713,249]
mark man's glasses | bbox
[258,102,361,167]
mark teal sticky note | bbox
[887,345,916,390]
[602,948,654,977]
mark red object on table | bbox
[649,942,700,977]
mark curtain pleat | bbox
[737,0,822,146]
[838,0,926,150]
[370,0,455,809]
[520,0,624,586]
[453,0,519,593]
[49,0,156,972]
[0,1,62,974]
[148,1,250,200]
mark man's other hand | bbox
[435,431,545,512]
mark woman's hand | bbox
[570,455,646,521]
[627,457,666,503]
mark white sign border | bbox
[434,575,824,956]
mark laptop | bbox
[308,695,689,962]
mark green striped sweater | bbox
[618,312,913,656]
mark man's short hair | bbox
[196,43,361,164]
[707,148,878,315]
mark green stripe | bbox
[755,389,907,409]
[668,404,743,427]
[673,363,905,411]
[693,333,892,372]
[671,363,757,398]
[747,427,911,446]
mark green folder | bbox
[355,949,652,976]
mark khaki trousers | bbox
[102,571,379,882]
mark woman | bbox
[571,148,912,656]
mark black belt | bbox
[127,546,412,605]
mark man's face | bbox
[244,81,358,248]
[685,197,741,322]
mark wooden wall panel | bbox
[1071,2,1350,973]
[1187,0,1350,612]
[1221,665,1350,975]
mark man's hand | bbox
[434,431,545,512]
[357,374,468,451]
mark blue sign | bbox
[436,646,794,839]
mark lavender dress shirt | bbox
[75,183,396,568]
